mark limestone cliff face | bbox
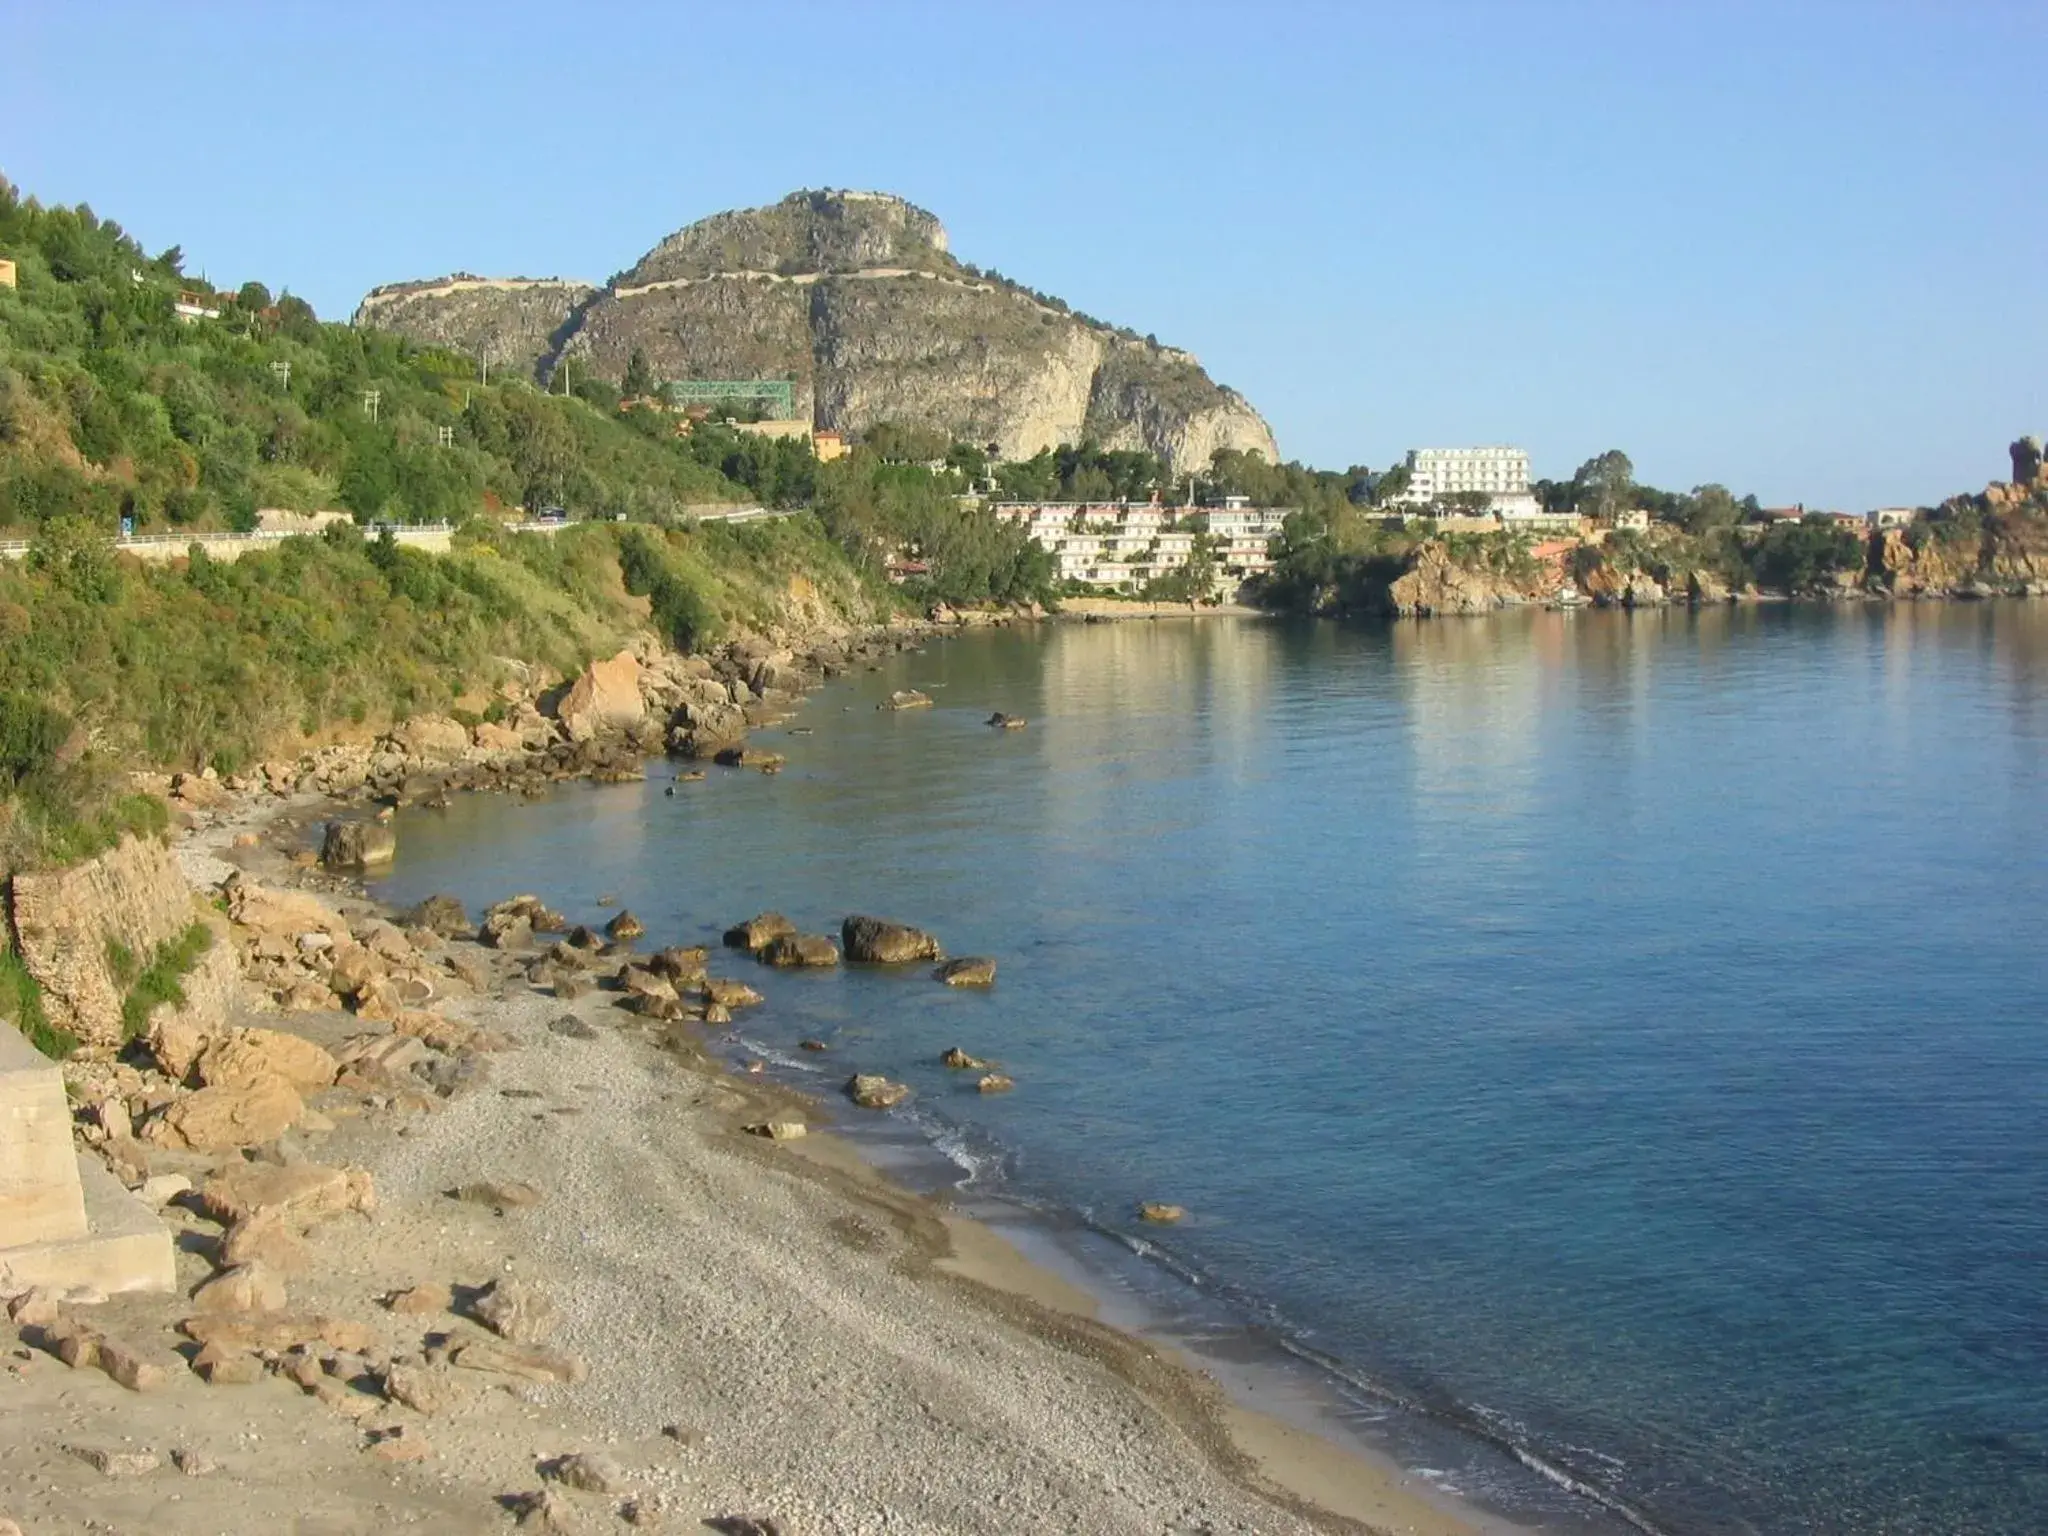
[7,836,238,1051]
[353,190,1278,474]
[352,276,595,375]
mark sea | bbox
[371,605,2048,1535]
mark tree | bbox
[236,280,272,312]
[621,348,655,400]
[1370,463,1412,505]
[1572,450,1635,522]
[1679,483,1740,535]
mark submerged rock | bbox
[1137,1202,1185,1225]
[940,1047,987,1070]
[935,956,997,987]
[879,689,934,711]
[986,712,1028,729]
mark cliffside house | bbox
[172,289,221,322]
[813,430,848,463]
[1610,508,1651,531]
[0,257,15,289]
[1754,505,1806,526]
[1868,507,1915,530]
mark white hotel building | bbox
[990,500,1289,591]
[1395,446,1573,530]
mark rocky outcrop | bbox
[555,650,646,743]
[1380,542,1550,617]
[6,835,239,1051]
[355,190,1277,475]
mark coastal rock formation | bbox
[841,915,942,964]
[5,834,239,1050]
[555,650,646,743]
[353,190,1278,475]
[320,820,396,870]
[935,957,997,987]
[846,1074,910,1110]
[759,933,840,968]
[1382,541,1553,617]
[723,913,795,953]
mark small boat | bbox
[1547,587,1589,610]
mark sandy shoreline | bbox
[2,786,1491,1534]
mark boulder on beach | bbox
[604,910,644,942]
[745,1120,808,1141]
[405,894,471,939]
[846,1073,911,1110]
[879,689,934,711]
[556,649,646,743]
[702,977,764,1010]
[321,819,396,870]
[649,945,709,982]
[723,912,796,953]
[935,956,997,987]
[759,933,840,968]
[479,895,567,949]
[841,914,943,965]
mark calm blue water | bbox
[374,607,2048,1535]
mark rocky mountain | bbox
[351,190,1278,473]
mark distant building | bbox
[1611,508,1651,531]
[989,500,1289,591]
[730,418,813,443]
[1399,446,1531,503]
[1868,507,1915,530]
[172,289,221,322]
[0,258,16,290]
[813,430,848,463]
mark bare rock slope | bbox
[352,189,1278,474]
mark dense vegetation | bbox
[0,177,1058,612]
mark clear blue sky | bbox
[6,1,2044,508]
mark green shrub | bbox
[119,921,212,1042]
[0,948,74,1059]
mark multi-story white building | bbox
[989,501,1288,591]
[1392,445,1578,531]
[1400,446,1532,502]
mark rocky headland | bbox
[354,189,1278,476]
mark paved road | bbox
[0,508,784,563]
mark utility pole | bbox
[270,360,290,389]
[436,425,454,447]
[361,389,380,422]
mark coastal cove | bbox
[374,607,2048,1536]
